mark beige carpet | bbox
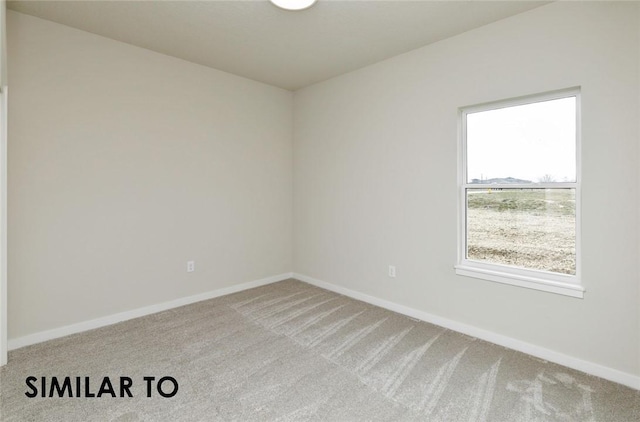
[1,279,638,421]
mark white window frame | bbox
[455,88,584,298]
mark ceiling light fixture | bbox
[269,0,318,11]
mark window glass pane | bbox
[466,97,576,184]
[466,188,575,275]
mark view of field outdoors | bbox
[464,94,578,275]
[466,188,576,275]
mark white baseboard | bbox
[8,272,293,351]
[293,272,640,391]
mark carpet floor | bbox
[1,279,639,421]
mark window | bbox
[456,88,583,298]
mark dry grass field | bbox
[466,189,576,275]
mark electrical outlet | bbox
[388,265,396,278]
[187,261,195,273]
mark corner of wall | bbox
[637,0,640,378]
[0,0,7,367]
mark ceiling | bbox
[7,0,548,91]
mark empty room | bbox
[0,0,639,420]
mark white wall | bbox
[0,0,7,365]
[294,2,640,378]
[7,11,293,339]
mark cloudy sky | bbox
[466,96,577,183]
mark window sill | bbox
[455,265,585,298]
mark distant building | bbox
[470,177,532,185]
